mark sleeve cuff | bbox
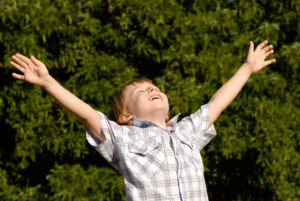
[198,104,217,137]
[86,126,102,146]
[85,111,109,147]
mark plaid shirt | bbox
[86,104,217,201]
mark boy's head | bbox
[110,78,169,125]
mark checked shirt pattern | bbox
[86,104,217,201]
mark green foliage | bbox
[46,164,125,201]
[0,168,46,200]
[0,0,299,200]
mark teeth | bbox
[151,95,160,100]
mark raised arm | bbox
[10,53,105,141]
[208,40,276,127]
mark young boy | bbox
[10,41,275,200]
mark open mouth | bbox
[149,93,161,101]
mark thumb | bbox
[248,41,254,54]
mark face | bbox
[123,82,169,122]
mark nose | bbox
[148,86,157,93]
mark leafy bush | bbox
[0,0,299,200]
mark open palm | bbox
[10,53,49,87]
[246,40,276,74]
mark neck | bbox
[136,114,167,129]
[151,119,167,129]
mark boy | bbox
[10,41,275,200]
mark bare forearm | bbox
[42,75,104,140]
[42,75,96,123]
[204,40,275,127]
[10,53,105,141]
[208,63,252,125]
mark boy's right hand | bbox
[10,53,50,88]
[10,53,104,141]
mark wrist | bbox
[242,62,253,76]
[40,74,55,89]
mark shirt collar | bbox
[166,113,181,127]
[132,116,153,128]
[132,113,181,128]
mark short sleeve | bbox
[85,111,124,172]
[178,104,217,151]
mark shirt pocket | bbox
[177,134,202,169]
[128,138,167,178]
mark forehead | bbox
[124,82,155,96]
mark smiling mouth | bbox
[149,94,161,101]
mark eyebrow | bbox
[133,84,152,93]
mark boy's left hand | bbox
[246,40,276,74]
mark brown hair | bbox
[109,78,153,124]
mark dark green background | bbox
[0,0,299,200]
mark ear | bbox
[165,115,169,122]
[118,113,133,125]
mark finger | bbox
[257,40,268,51]
[12,72,25,80]
[12,55,29,68]
[30,55,43,67]
[265,49,274,57]
[249,41,254,54]
[15,53,33,65]
[263,45,273,53]
[10,61,25,72]
[265,58,276,66]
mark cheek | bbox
[162,94,169,105]
[135,95,145,104]
[130,95,147,113]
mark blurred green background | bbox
[0,0,299,200]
